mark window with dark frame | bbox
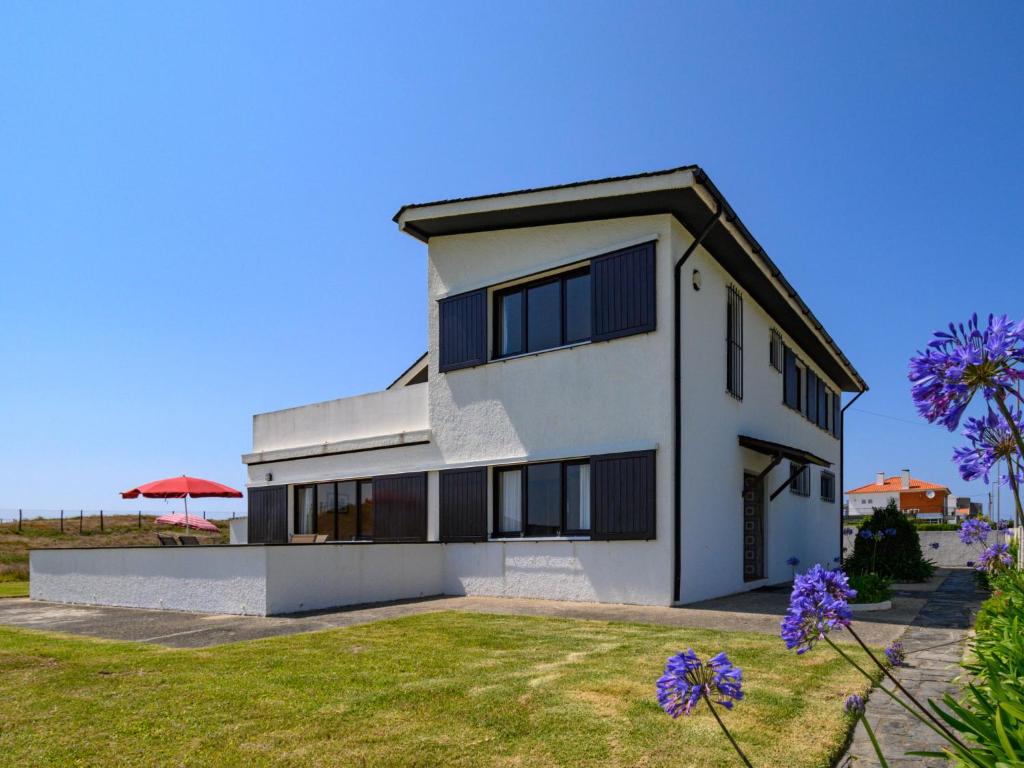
[494,460,591,537]
[727,286,744,399]
[821,471,836,503]
[493,267,591,359]
[769,329,783,372]
[293,480,374,539]
[789,462,810,497]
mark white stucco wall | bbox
[443,540,669,604]
[847,493,899,517]
[675,219,844,603]
[30,547,270,615]
[229,517,247,544]
[841,529,1018,569]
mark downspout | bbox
[673,202,723,603]
[839,390,865,560]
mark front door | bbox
[742,472,764,582]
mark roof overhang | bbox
[393,166,866,392]
[738,434,831,468]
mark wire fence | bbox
[0,508,242,532]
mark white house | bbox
[240,165,866,607]
[30,166,866,614]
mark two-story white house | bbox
[240,165,866,608]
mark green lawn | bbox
[0,581,28,598]
[0,612,873,767]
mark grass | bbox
[0,515,229,581]
[0,612,875,767]
[0,582,29,598]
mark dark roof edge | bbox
[690,169,867,393]
[386,351,428,390]
[391,165,698,223]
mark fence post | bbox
[203,510,207,519]
[138,511,142,529]
[100,509,104,532]
[79,509,83,533]
[18,509,22,532]
[60,509,64,533]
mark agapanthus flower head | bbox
[780,564,856,654]
[930,542,940,550]
[656,649,744,718]
[884,641,906,668]
[909,314,1024,431]
[858,529,873,540]
[843,528,854,535]
[884,528,897,538]
[953,408,1024,485]
[786,556,800,567]
[872,530,886,542]
[967,560,975,568]
[844,694,865,717]
[977,542,1013,573]
[959,518,991,545]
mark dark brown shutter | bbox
[373,473,427,542]
[591,241,656,342]
[247,486,288,544]
[783,347,798,408]
[805,369,818,421]
[817,380,828,428]
[439,467,487,542]
[438,288,487,372]
[591,450,656,540]
[833,394,842,439]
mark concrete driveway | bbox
[0,572,950,649]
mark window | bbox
[494,460,592,537]
[770,329,783,372]
[494,268,591,358]
[294,480,374,540]
[821,471,836,503]
[789,462,810,497]
[727,286,743,399]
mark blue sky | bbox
[1,2,1021,517]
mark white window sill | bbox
[491,340,590,364]
[488,536,591,542]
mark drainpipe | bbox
[673,202,724,604]
[839,389,865,560]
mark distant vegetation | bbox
[0,515,229,583]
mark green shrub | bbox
[848,573,892,604]
[843,501,935,581]
[911,522,959,531]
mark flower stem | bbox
[845,627,970,751]
[703,696,755,768]
[859,715,890,768]
[823,637,957,747]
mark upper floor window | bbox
[769,328,783,372]
[726,286,743,399]
[494,268,591,358]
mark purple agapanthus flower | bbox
[884,641,906,668]
[844,694,865,716]
[967,560,975,568]
[953,408,1024,485]
[786,556,800,567]
[959,518,991,545]
[884,528,897,537]
[780,564,856,654]
[656,649,744,718]
[843,528,855,535]
[909,313,1024,431]
[930,542,940,550]
[977,542,1013,572]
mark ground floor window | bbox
[820,471,836,503]
[294,480,374,539]
[789,462,810,497]
[494,459,591,537]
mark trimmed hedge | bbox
[843,501,935,581]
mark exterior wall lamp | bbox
[692,269,702,291]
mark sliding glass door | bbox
[294,480,374,540]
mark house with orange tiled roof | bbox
[846,469,951,519]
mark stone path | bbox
[841,569,987,767]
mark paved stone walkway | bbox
[842,569,987,767]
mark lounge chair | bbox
[291,534,317,544]
[157,533,179,546]
[178,535,200,546]
[314,534,328,543]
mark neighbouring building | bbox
[240,165,866,607]
[846,470,951,521]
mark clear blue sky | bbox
[1,2,1021,517]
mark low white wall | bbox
[841,529,1019,569]
[443,540,673,605]
[229,518,247,545]
[30,547,270,615]
[265,544,444,614]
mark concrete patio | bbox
[0,570,956,649]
